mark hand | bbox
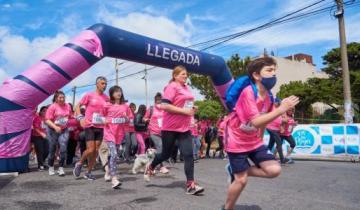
[40,133,47,139]
[54,126,62,133]
[184,108,195,116]
[279,96,299,113]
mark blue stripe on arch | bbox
[0,96,26,112]
[0,129,28,144]
[64,43,100,65]
[14,75,49,95]
[41,59,72,81]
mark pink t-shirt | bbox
[45,103,72,129]
[190,118,199,137]
[32,114,47,136]
[145,105,163,136]
[266,115,282,131]
[225,86,272,153]
[162,82,194,133]
[79,92,109,128]
[125,107,135,133]
[103,102,132,144]
[281,117,296,136]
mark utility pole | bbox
[72,86,76,106]
[115,59,124,86]
[335,0,353,123]
[142,65,148,106]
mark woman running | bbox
[144,65,204,195]
[134,104,149,154]
[31,106,49,171]
[223,57,299,210]
[73,76,109,180]
[103,85,131,189]
[124,103,138,163]
[145,92,169,174]
[190,116,201,161]
[45,90,72,176]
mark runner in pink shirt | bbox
[31,106,49,171]
[223,57,299,210]
[102,85,130,189]
[124,103,137,163]
[280,108,297,161]
[214,117,225,159]
[144,92,169,174]
[144,65,204,195]
[45,90,72,176]
[73,76,109,180]
[190,116,201,161]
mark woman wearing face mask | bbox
[144,65,204,195]
[222,57,299,210]
[45,90,72,176]
[144,92,169,174]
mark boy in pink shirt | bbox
[45,90,72,176]
[102,85,130,189]
[223,57,299,210]
[144,66,204,195]
[73,76,109,180]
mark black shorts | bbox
[85,127,104,141]
[228,145,275,174]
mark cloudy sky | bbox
[0,0,359,106]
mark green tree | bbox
[194,100,223,121]
[189,54,250,102]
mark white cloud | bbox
[0,67,10,83]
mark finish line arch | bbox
[0,23,234,172]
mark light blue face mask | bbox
[261,76,277,90]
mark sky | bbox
[0,0,359,106]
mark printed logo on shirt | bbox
[92,113,105,124]
[54,117,68,126]
[239,122,257,133]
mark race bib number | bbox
[92,113,105,124]
[184,100,194,109]
[111,117,127,124]
[55,117,68,126]
[157,118,163,128]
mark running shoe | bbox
[159,166,169,174]
[39,165,45,171]
[112,179,122,189]
[286,157,295,164]
[186,182,204,195]
[58,167,65,176]
[73,162,82,178]
[104,172,111,182]
[49,167,55,176]
[225,163,234,184]
[84,172,96,180]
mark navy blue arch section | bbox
[64,43,100,65]
[41,59,72,81]
[0,96,26,112]
[88,24,232,86]
[0,129,28,144]
[14,75,49,95]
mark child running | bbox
[102,85,131,189]
[280,108,297,163]
[223,57,299,210]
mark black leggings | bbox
[267,129,285,162]
[151,131,194,181]
[31,136,49,167]
[66,139,77,165]
[280,135,296,148]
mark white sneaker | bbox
[111,178,122,189]
[58,167,65,176]
[49,167,55,176]
[159,166,169,174]
[104,173,111,182]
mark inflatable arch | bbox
[0,24,234,172]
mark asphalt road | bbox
[0,159,359,210]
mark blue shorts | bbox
[227,145,275,174]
